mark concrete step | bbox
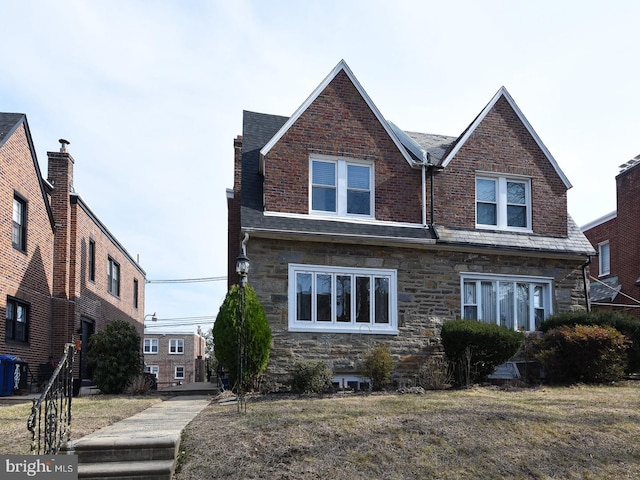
[77,459,175,480]
[70,435,179,464]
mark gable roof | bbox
[259,60,416,170]
[0,112,55,231]
[440,87,572,189]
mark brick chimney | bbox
[47,139,75,354]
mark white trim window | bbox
[144,365,159,379]
[461,273,552,332]
[174,366,185,380]
[310,155,373,218]
[598,241,610,276]
[476,175,531,230]
[143,338,158,354]
[288,264,397,334]
[169,339,184,354]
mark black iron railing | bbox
[27,343,76,454]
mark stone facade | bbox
[248,237,586,383]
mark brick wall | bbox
[0,123,55,367]
[434,96,568,237]
[246,237,587,384]
[262,70,423,224]
[143,332,205,387]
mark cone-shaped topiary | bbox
[213,284,271,391]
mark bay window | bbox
[289,264,396,333]
[461,273,552,331]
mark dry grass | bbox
[175,383,640,480]
[0,395,161,454]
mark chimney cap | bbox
[59,139,70,153]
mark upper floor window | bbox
[108,257,120,296]
[461,273,552,332]
[476,176,531,230]
[133,279,139,309]
[6,297,29,343]
[169,339,184,354]
[88,239,96,282]
[310,156,373,218]
[12,194,27,252]
[598,241,610,276]
[143,338,158,354]
[288,264,397,334]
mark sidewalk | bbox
[68,395,212,480]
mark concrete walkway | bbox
[68,395,211,480]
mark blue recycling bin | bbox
[0,355,18,396]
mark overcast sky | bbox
[2,1,638,333]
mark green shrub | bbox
[534,324,628,384]
[87,319,142,394]
[541,311,640,372]
[212,284,272,391]
[290,361,333,394]
[361,344,394,391]
[441,319,523,387]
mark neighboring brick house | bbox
[227,60,595,384]
[142,331,205,387]
[0,112,146,389]
[581,155,640,316]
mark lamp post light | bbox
[235,250,250,413]
[144,313,157,322]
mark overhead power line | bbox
[146,276,227,284]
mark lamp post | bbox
[235,250,250,413]
[144,313,157,322]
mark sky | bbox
[2,0,639,334]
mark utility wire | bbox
[146,276,226,284]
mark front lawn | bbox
[175,383,640,480]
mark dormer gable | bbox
[259,60,415,174]
[441,87,572,189]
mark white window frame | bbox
[143,338,158,354]
[169,339,184,354]
[598,241,610,276]
[144,365,159,379]
[309,155,374,219]
[460,272,553,332]
[174,366,185,380]
[476,174,531,231]
[288,264,397,334]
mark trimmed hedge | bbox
[441,319,523,387]
[361,344,394,391]
[534,324,628,384]
[540,311,640,372]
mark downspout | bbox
[421,163,427,226]
[582,256,592,313]
[430,161,435,226]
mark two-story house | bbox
[227,61,595,384]
[143,331,205,388]
[581,155,640,316]
[1,112,146,391]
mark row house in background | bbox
[227,60,595,385]
[0,112,146,391]
[142,331,205,387]
[581,155,640,317]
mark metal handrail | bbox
[27,343,77,454]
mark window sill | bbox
[289,324,398,335]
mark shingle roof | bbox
[404,131,457,165]
[590,276,621,303]
[434,216,596,257]
[0,113,25,148]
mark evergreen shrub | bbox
[534,324,628,384]
[441,319,523,387]
[361,344,394,391]
[290,361,333,394]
